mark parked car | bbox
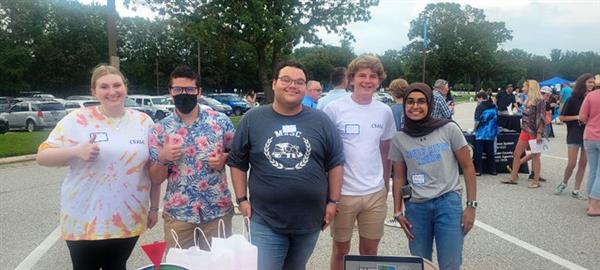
[63,100,101,113]
[198,96,233,115]
[1,101,67,132]
[0,117,8,134]
[207,93,250,116]
[66,95,96,100]
[32,94,56,100]
[0,97,11,113]
[128,95,174,120]
[373,91,394,104]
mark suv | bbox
[208,93,250,116]
[1,101,67,132]
[198,96,233,115]
[128,95,174,120]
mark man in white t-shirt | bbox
[323,54,396,270]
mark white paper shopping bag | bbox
[528,139,549,154]
[211,217,258,270]
[165,228,230,270]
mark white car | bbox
[63,100,101,113]
[128,95,175,120]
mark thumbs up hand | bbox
[77,133,100,161]
[158,135,184,163]
[208,143,228,170]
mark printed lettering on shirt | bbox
[405,143,451,165]
[371,123,383,129]
[264,128,311,170]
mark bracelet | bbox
[155,159,169,166]
[149,207,159,212]
[327,199,339,205]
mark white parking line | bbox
[475,220,588,270]
[15,225,61,270]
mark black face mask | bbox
[173,94,198,114]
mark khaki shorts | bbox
[163,211,233,250]
[331,188,387,242]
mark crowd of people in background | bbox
[35,54,599,270]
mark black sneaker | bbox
[528,173,547,182]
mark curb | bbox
[0,154,36,165]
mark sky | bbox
[85,0,600,57]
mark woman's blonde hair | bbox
[525,79,542,107]
[90,64,127,91]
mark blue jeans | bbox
[405,191,464,270]
[250,217,320,270]
[584,140,600,199]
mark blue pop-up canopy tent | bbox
[540,76,573,86]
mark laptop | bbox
[344,255,424,270]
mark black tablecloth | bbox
[497,114,522,132]
[463,132,529,174]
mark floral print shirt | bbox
[149,107,235,224]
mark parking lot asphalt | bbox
[1,101,597,270]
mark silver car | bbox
[1,101,67,132]
[63,100,101,113]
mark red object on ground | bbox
[142,241,167,270]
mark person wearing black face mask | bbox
[148,65,237,250]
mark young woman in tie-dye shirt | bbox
[36,65,160,270]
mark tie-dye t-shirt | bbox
[39,107,154,240]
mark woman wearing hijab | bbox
[389,83,477,270]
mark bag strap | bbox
[193,227,211,251]
[242,216,251,243]
[217,219,227,238]
[170,229,182,249]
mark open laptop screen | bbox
[344,255,424,270]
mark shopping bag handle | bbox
[217,219,227,238]
[170,229,183,249]
[193,227,211,250]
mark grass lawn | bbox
[0,131,50,158]
[0,116,243,158]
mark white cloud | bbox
[319,0,600,56]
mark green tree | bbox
[404,3,512,88]
[137,0,379,102]
[292,45,355,88]
[378,49,404,86]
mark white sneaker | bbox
[384,217,402,228]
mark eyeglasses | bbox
[170,86,199,95]
[405,98,428,107]
[278,76,306,87]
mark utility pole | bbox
[107,0,118,69]
[422,51,427,82]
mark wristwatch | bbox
[236,196,248,204]
[466,201,478,208]
[393,211,405,222]
[327,198,339,205]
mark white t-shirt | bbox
[323,95,396,195]
[40,107,154,240]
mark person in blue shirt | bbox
[302,80,322,108]
[388,78,409,130]
[317,67,349,110]
[473,91,499,176]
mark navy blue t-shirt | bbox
[228,105,344,234]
